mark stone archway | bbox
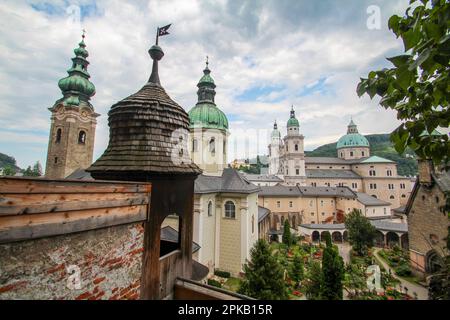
[400,233,409,249]
[332,231,343,243]
[374,231,385,247]
[312,231,320,242]
[386,232,399,248]
[320,231,331,242]
[426,250,442,274]
[343,231,348,242]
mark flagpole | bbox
[156,27,159,45]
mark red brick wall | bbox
[0,223,144,300]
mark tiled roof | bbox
[161,226,200,253]
[359,156,394,164]
[259,185,302,196]
[300,221,408,233]
[259,185,356,198]
[306,169,361,179]
[305,157,351,164]
[243,174,284,182]
[194,168,260,194]
[356,192,391,206]
[433,170,450,193]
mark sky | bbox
[0,0,413,169]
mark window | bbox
[362,151,365,157]
[295,144,298,151]
[277,201,281,208]
[400,183,406,189]
[224,201,235,218]
[384,208,387,215]
[387,170,393,176]
[208,201,213,217]
[209,138,215,153]
[350,151,354,157]
[340,152,343,158]
[289,201,293,208]
[435,196,440,204]
[223,141,226,154]
[390,195,395,199]
[54,157,58,164]
[311,212,315,216]
[401,194,406,198]
[320,200,324,207]
[286,145,289,151]
[388,184,394,190]
[78,131,86,144]
[311,182,317,187]
[321,212,325,216]
[192,139,198,152]
[56,128,62,143]
[369,170,376,176]
[252,215,255,234]
[296,169,299,175]
[309,200,313,207]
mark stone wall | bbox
[0,223,144,300]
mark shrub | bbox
[394,264,412,277]
[214,270,231,278]
[207,279,222,288]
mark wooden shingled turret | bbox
[87,26,202,300]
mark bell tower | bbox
[45,32,99,179]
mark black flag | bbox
[158,24,171,36]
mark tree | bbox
[343,264,368,298]
[357,0,449,165]
[23,166,33,177]
[345,209,377,256]
[2,165,16,176]
[304,260,323,300]
[290,254,304,286]
[32,161,42,177]
[282,219,292,247]
[428,226,450,300]
[321,235,344,300]
[238,239,288,300]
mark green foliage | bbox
[207,279,222,288]
[282,219,292,247]
[22,161,42,177]
[2,164,16,176]
[344,263,368,297]
[357,0,450,165]
[345,209,377,256]
[304,260,323,300]
[238,240,288,300]
[290,254,304,285]
[214,270,231,278]
[306,134,418,176]
[321,237,344,300]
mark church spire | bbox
[57,32,96,107]
[196,57,216,104]
[347,118,358,134]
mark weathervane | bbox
[82,29,86,40]
[155,24,171,45]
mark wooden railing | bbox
[0,177,151,243]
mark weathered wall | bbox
[0,223,144,300]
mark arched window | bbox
[362,151,365,157]
[223,141,226,154]
[56,128,62,143]
[401,194,406,198]
[224,201,235,218]
[295,144,298,151]
[252,215,255,234]
[208,201,213,217]
[390,195,395,199]
[192,139,198,152]
[209,138,215,153]
[78,130,86,144]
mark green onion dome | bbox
[336,120,370,149]
[287,105,299,127]
[188,59,228,131]
[57,34,95,106]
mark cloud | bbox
[0,0,410,169]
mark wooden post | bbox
[179,179,194,279]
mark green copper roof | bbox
[188,60,228,131]
[189,103,228,130]
[287,106,299,127]
[57,35,95,107]
[360,156,394,163]
[337,119,369,149]
[336,133,370,149]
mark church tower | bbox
[188,59,229,176]
[45,33,99,179]
[281,106,306,186]
[268,121,281,175]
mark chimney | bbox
[417,159,434,184]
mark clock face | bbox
[81,110,88,118]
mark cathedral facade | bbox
[268,111,414,211]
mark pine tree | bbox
[238,239,288,300]
[321,235,344,300]
[32,161,42,177]
[290,254,304,286]
[305,260,322,300]
[282,219,292,247]
[23,166,33,177]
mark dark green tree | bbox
[282,219,292,247]
[2,165,16,176]
[32,161,42,177]
[238,240,288,300]
[23,166,33,177]
[304,260,322,300]
[290,254,304,286]
[344,209,377,256]
[321,235,344,300]
[357,0,450,165]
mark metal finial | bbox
[82,29,86,40]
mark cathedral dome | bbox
[336,120,370,149]
[58,75,96,98]
[188,59,228,131]
[189,103,228,131]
